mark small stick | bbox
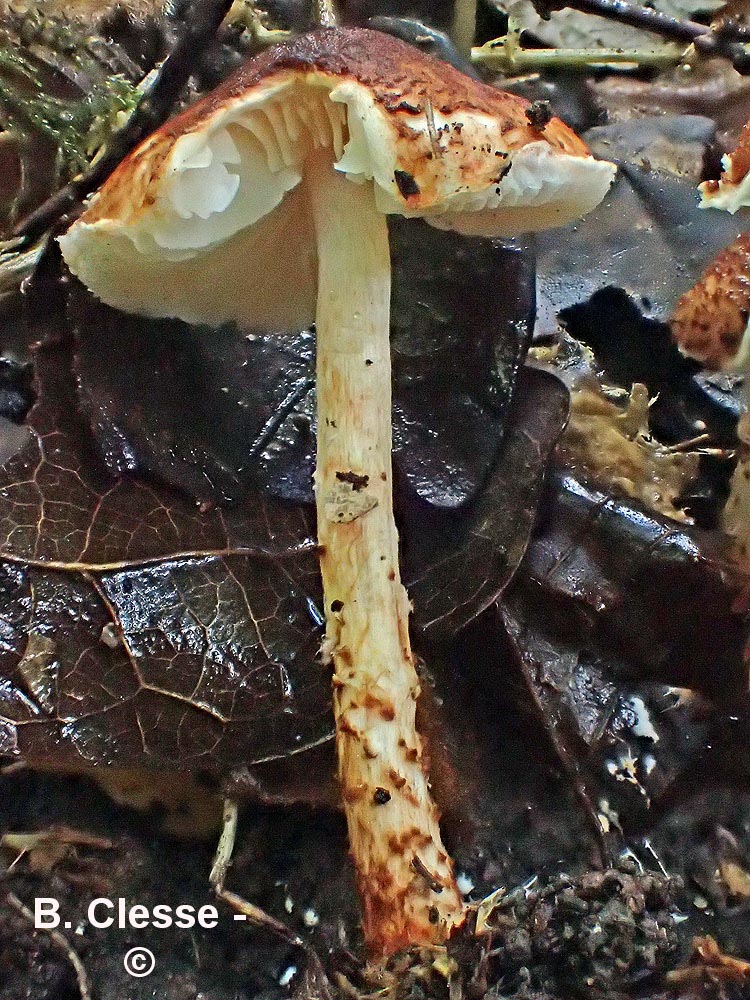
[0,540,318,575]
[208,800,299,945]
[219,889,306,947]
[208,801,312,956]
[662,433,711,453]
[5,891,92,1000]
[534,0,750,71]
[473,38,685,71]
[538,0,750,43]
[208,799,239,893]
[314,0,339,28]
[12,0,236,245]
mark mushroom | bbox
[58,27,615,954]
[671,232,750,564]
[699,120,750,213]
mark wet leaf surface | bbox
[0,342,333,776]
[516,469,748,696]
[590,60,750,154]
[72,219,534,511]
[584,115,717,181]
[0,220,542,779]
[534,160,748,331]
[403,367,569,638]
[366,16,480,76]
[430,466,749,889]
[492,584,750,962]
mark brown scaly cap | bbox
[59,27,614,329]
[84,27,591,225]
[671,233,750,371]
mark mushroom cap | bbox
[699,121,750,214]
[60,27,615,330]
[670,232,750,371]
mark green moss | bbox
[0,9,141,229]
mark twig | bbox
[12,0,236,245]
[314,0,339,28]
[0,540,318,575]
[2,828,114,854]
[208,799,239,893]
[208,800,307,951]
[5,891,92,1000]
[662,433,711,453]
[233,3,291,43]
[473,37,684,70]
[219,888,306,947]
[534,0,750,72]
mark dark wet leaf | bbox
[534,148,750,451]
[366,16,480,76]
[0,221,544,781]
[403,367,569,638]
[500,592,720,840]
[535,159,748,330]
[73,219,535,511]
[499,598,750,880]
[590,60,750,154]
[585,115,717,181]
[343,0,455,29]
[0,342,333,777]
[517,469,748,698]
[434,468,749,865]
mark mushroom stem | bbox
[306,156,464,955]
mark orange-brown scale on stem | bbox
[344,783,369,803]
[338,718,362,739]
[387,826,428,855]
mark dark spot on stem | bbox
[336,470,370,491]
[373,787,391,805]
